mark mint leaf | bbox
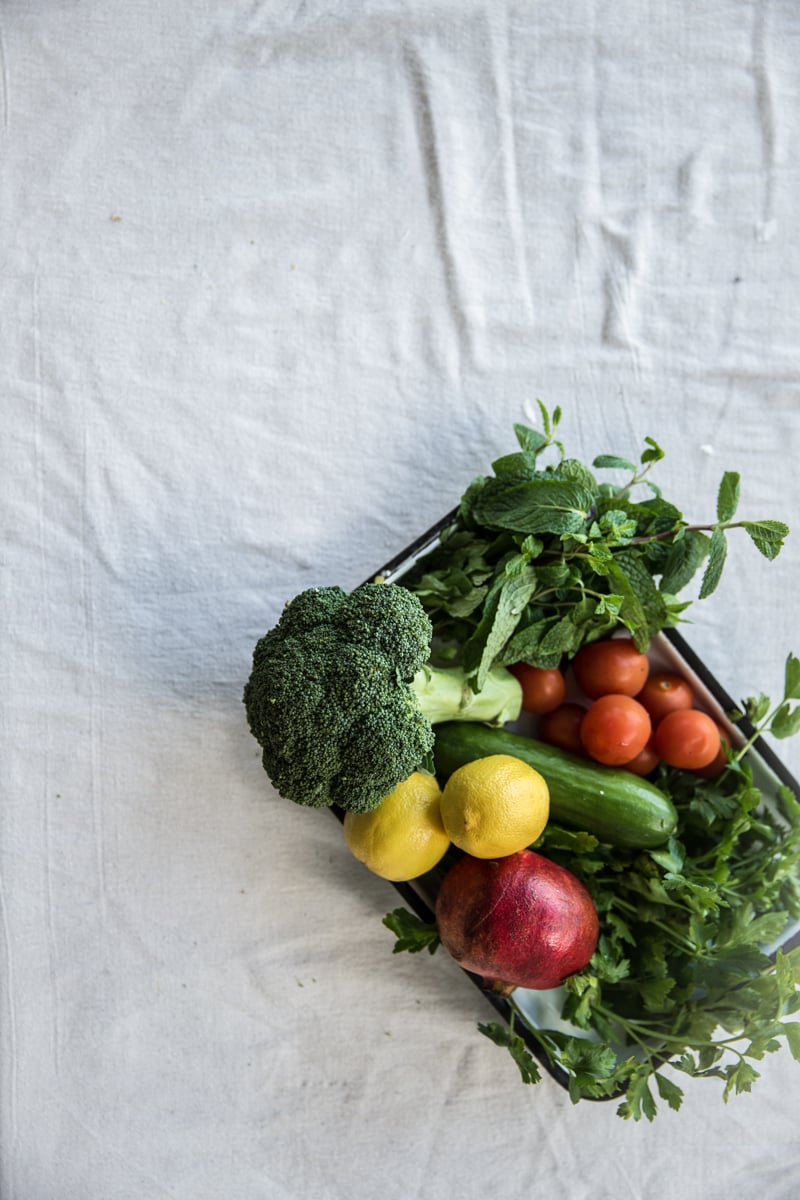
[658,530,710,594]
[513,403,563,459]
[520,534,545,560]
[598,510,637,543]
[640,436,665,466]
[784,653,800,701]
[537,614,583,658]
[743,519,789,561]
[609,551,668,646]
[717,471,741,522]
[498,618,551,666]
[699,525,728,599]
[472,478,594,536]
[462,568,538,689]
[537,399,552,438]
[491,451,540,480]
[593,454,636,472]
[513,423,548,453]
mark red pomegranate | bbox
[435,849,600,994]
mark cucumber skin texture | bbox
[433,722,677,850]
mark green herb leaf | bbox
[382,908,440,955]
[478,1022,542,1084]
[745,692,772,724]
[648,836,685,873]
[743,519,790,560]
[776,950,796,1009]
[462,568,538,689]
[782,1021,800,1061]
[658,530,710,594]
[593,454,636,472]
[640,436,665,466]
[784,654,800,701]
[698,525,728,599]
[559,1037,619,1085]
[618,1066,658,1122]
[608,552,667,648]
[716,471,741,522]
[537,825,600,854]
[723,1060,760,1100]
[776,784,800,823]
[520,534,545,560]
[472,477,595,536]
[654,1071,684,1112]
[537,614,583,659]
[770,702,800,740]
[513,423,548,453]
[598,510,638,544]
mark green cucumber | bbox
[433,722,677,850]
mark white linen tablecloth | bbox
[3,2,800,1196]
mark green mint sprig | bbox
[406,403,789,689]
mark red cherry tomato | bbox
[537,703,587,756]
[638,672,694,724]
[693,723,732,778]
[623,736,661,777]
[654,709,721,770]
[571,638,649,699]
[580,694,652,766]
[509,663,567,714]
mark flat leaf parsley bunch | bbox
[383,405,799,1120]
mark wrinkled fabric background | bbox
[3,1,800,1197]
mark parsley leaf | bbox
[478,1020,542,1084]
[382,908,440,955]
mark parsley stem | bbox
[593,1003,753,1061]
[608,897,701,957]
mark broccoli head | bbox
[243,581,522,814]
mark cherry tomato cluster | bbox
[510,639,730,777]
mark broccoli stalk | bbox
[243,582,522,815]
[410,662,522,727]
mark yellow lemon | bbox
[439,754,549,858]
[343,772,450,882]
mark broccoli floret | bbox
[243,582,522,814]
